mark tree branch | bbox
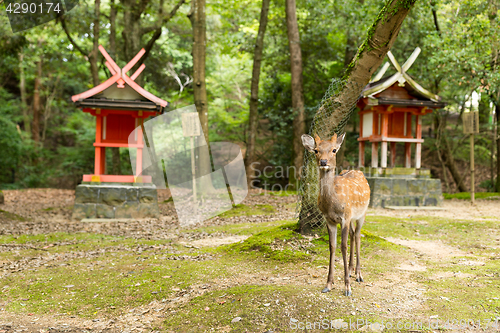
[141,0,186,35]
[58,15,89,58]
[138,0,186,67]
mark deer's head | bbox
[301,133,345,171]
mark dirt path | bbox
[368,199,500,221]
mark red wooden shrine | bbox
[72,45,168,183]
[357,48,446,169]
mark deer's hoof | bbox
[356,277,364,283]
[345,290,352,297]
[321,287,331,293]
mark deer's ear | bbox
[330,133,337,142]
[336,133,346,147]
[301,134,316,152]
[314,134,321,145]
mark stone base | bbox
[365,176,443,208]
[72,184,160,221]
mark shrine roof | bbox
[71,46,168,112]
[361,47,446,109]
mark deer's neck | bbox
[318,168,337,203]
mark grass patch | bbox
[443,192,500,200]
[218,204,275,218]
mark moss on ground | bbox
[218,204,275,218]
[186,220,287,236]
[443,192,500,200]
[0,209,26,221]
[223,222,311,262]
[0,213,498,330]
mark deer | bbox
[301,133,370,296]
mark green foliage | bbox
[0,0,498,190]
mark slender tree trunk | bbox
[434,112,450,192]
[430,0,441,35]
[189,0,213,193]
[286,0,306,187]
[109,0,117,58]
[19,52,30,134]
[32,55,43,143]
[109,0,121,175]
[90,0,101,86]
[299,0,417,233]
[246,0,270,187]
[442,135,468,192]
[496,100,500,192]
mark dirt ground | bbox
[0,189,499,332]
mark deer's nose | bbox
[320,159,328,166]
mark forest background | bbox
[0,0,499,193]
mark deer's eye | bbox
[332,149,337,153]
[313,149,318,154]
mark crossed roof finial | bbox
[71,46,168,107]
[365,47,441,102]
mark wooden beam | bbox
[405,142,412,168]
[415,115,422,169]
[359,141,365,167]
[390,142,396,167]
[381,141,388,168]
[371,142,379,168]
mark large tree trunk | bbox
[336,30,358,168]
[299,0,417,233]
[286,0,306,187]
[246,0,270,187]
[32,55,43,143]
[19,52,30,134]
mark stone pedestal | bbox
[72,184,160,220]
[360,168,443,208]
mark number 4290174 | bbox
[6,2,61,14]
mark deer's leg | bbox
[348,224,355,278]
[355,217,365,283]
[341,223,351,296]
[322,222,337,293]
